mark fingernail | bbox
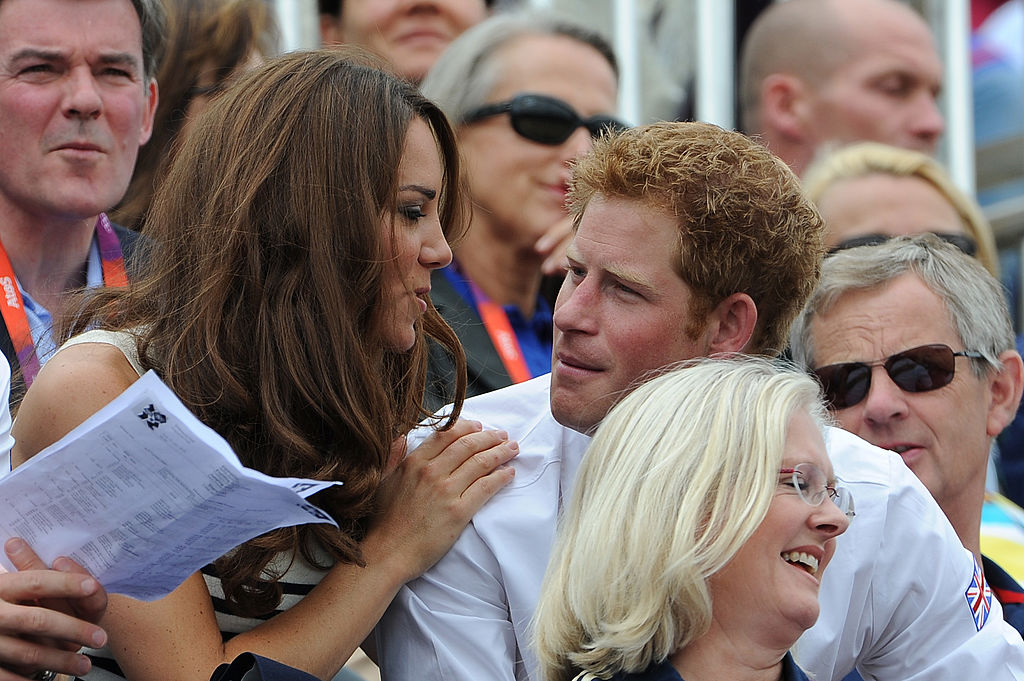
[4,537,26,555]
[76,653,94,673]
[507,441,519,452]
[79,577,99,594]
[495,430,508,440]
[91,628,108,648]
[53,556,72,571]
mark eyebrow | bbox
[8,48,140,72]
[565,248,658,296]
[399,184,436,200]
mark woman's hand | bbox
[365,419,518,581]
[0,539,107,680]
[535,215,574,277]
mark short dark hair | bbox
[130,0,167,80]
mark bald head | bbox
[740,0,944,175]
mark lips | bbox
[554,349,602,373]
[880,442,923,467]
[781,545,826,578]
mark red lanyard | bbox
[467,279,532,384]
[0,214,127,388]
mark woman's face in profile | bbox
[376,117,453,351]
[456,33,618,249]
[708,409,850,640]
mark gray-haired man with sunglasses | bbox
[790,234,1024,633]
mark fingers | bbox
[0,572,108,651]
[0,630,95,679]
[3,540,45,572]
[409,423,515,479]
[51,558,107,625]
[535,217,573,276]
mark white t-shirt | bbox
[377,375,1024,681]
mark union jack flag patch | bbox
[965,560,993,631]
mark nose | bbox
[553,270,597,335]
[561,126,595,162]
[858,366,910,427]
[64,66,103,121]
[420,218,452,270]
[909,93,944,151]
[811,493,851,538]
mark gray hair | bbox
[419,10,617,126]
[789,234,1013,377]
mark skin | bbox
[378,117,454,352]
[0,0,157,309]
[808,274,1023,557]
[760,0,943,175]
[321,0,487,83]
[673,409,849,681]
[455,33,618,315]
[0,539,108,680]
[549,195,757,434]
[816,174,968,249]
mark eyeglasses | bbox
[813,343,985,410]
[828,233,978,258]
[461,93,628,146]
[779,463,856,518]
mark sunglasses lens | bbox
[510,96,577,145]
[887,345,955,392]
[814,363,870,409]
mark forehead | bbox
[819,174,966,245]
[827,5,941,86]
[571,195,680,271]
[398,118,442,183]
[812,273,959,357]
[0,0,143,59]
[782,408,831,475]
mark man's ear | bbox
[138,78,158,146]
[705,292,757,355]
[987,350,1024,437]
[760,73,812,143]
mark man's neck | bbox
[456,213,544,317]
[939,479,986,566]
[0,212,97,313]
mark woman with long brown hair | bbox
[10,49,517,681]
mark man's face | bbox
[0,0,157,224]
[550,195,710,434]
[808,273,995,511]
[803,4,944,154]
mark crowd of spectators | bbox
[1,1,1023,681]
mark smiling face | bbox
[706,409,849,645]
[377,117,453,352]
[804,1,943,154]
[457,33,618,253]
[0,0,157,224]
[333,0,487,83]
[817,174,967,250]
[808,273,996,513]
[550,195,710,434]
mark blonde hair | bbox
[534,356,827,680]
[802,141,999,276]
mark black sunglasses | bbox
[461,93,627,146]
[813,343,985,410]
[829,233,978,257]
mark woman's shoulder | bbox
[11,334,143,467]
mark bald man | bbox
[740,0,944,176]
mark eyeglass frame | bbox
[460,92,628,146]
[828,232,978,258]
[812,343,985,410]
[779,462,856,518]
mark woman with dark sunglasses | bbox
[419,12,624,409]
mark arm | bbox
[13,344,519,681]
[0,539,107,680]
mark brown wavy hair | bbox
[67,49,468,615]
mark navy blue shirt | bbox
[440,264,553,378]
[606,651,811,681]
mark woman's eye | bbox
[400,205,426,221]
